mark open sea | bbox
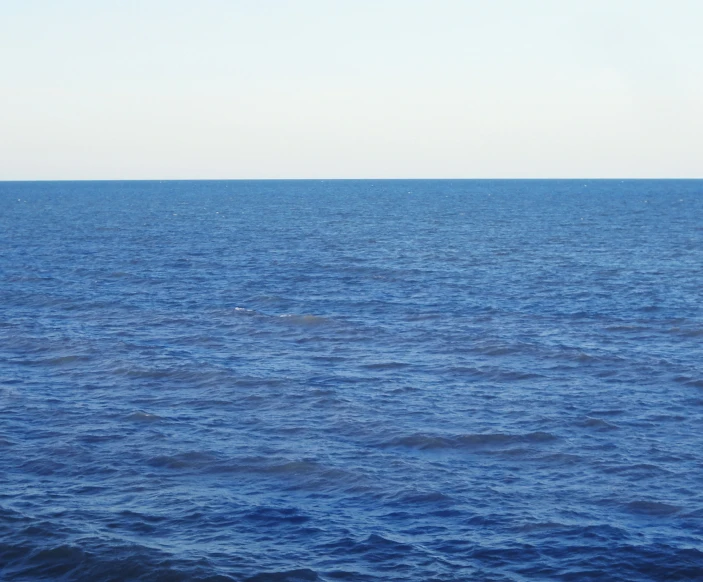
[1,179,703,581]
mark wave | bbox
[0,540,239,582]
[126,411,163,423]
[577,417,620,431]
[244,569,318,582]
[147,450,220,470]
[674,375,703,388]
[361,361,411,370]
[626,500,682,516]
[277,314,334,326]
[379,431,558,451]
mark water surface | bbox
[1,180,702,581]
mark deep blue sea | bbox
[1,180,703,581]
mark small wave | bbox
[361,361,411,370]
[77,433,123,444]
[259,460,322,475]
[602,463,671,476]
[381,431,557,451]
[489,369,545,381]
[209,457,362,488]
[244,568,318,582]
[0,506,30,524]
[242,506,310,525]
[364,533,413,549]
[587,408,625,417]
[0,540,238,581]
[126,411,163,423]
[0,385,22,399]
[604,324,650,332]
[483,346,521,356]
[538,452,583,464]
[233,306,259,316]
[147,451,219,470]
[278,314,333,326]
[44,354,92,366]
[449,365,545,381]
[447,366,485,377]
[112,367,174,379]
[392,489,455,505]
[20,544,87,578]
[233,376,288,388]
[646,413,687,422]
[317,533,415,559]
[626,500,681,516]
[403,312,442,321]
[11,354,92,367]
[515,521,568,533]
[666,326,703,337]
[20,459,65,476]
[112,366,224,385]
[578,417,620,431]
[674,375,703,388]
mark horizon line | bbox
[2,177,703,183]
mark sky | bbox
[1,0,702,179]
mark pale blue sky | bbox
[1,0,702,179]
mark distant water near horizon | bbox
[2,179,703,581]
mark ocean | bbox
[1,179,702,581]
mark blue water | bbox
[1,179,703,581]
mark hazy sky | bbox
[2,0,702,179]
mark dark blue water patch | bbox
[1,179,703,581]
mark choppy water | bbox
[1,179,703,581]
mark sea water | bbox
[1,180,702,581]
